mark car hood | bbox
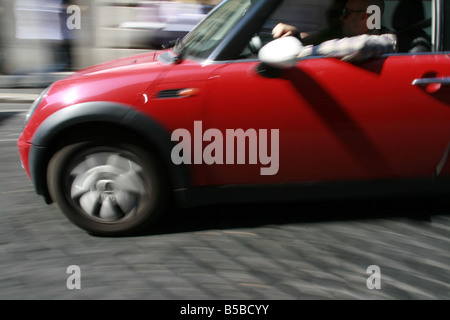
[44,50,169,108]
[66,51,160,78]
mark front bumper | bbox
[17,135,31,178]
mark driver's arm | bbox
[298,33,398,62]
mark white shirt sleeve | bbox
[299,33,398,62]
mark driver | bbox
[272,0,397,62]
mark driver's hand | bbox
[272,23,298,39]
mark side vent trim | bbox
[156,89,183,99]
[156,88,201,99]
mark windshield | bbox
[175,0,255,60]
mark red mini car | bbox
[18,0,450,236]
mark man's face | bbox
[341,0,367,36]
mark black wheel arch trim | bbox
[29,101,191,204]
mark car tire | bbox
[47,141,169,236]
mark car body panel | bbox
[20,51,164,144]
[204,54,450,185]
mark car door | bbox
[202,49,450,186]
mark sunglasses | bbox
[342,7,366,19]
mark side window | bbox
[239,0,336,59]
[239,0,435,59]
[267,0,345,46]
[382,0,433,53]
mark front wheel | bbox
[47,142,168,236]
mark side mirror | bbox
[258,36,303,69]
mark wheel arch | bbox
[29,101,191,205]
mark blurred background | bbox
[0,0,219,78]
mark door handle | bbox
[412,77,450,93]
[412,77,450,86]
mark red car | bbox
[18,0,450,236]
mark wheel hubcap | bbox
[68,151,151,222]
